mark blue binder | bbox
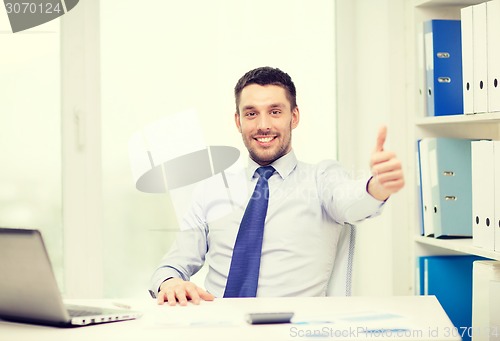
[424,20,463,116]
[417,255,488,341]
[427,138,472,238]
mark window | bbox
[0,13,63,287]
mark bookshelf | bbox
[416,111,500,125]
[415,0,484,7]
[408,0,500,281]
[407,2,500,335]
[415,236,500,261]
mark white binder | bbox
[419,139,434,237]
[473,3,488,114]
[495,141,500,252]
[461,5,474,114]
[472,261,500,341]
[471,140,495,250]
[416,23,426,117]
[491,281,500,332]
[487,0,500,113]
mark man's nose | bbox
[256,113,271,131]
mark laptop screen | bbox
[0,228,71,324]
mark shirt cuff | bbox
[344,178,386,223]
[148,267,183,298]
[365,176,389,203]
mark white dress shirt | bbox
[149,150,385,298]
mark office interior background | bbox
[0,0,409,299]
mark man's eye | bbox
[271,110,281,115]
[246,112,256,117]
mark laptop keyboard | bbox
[66,306,105,317]
[68,308,104,317]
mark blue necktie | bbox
[224,166,275,298]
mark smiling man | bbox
[149,67,404,305]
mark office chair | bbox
[326,223,356,296]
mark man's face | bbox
[235,84,299,166]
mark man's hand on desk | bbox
[157,278,215,306]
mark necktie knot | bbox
[256,166,275,181]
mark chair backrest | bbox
[326,223,356,296]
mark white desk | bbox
[0,296,461,341]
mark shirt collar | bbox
[246,150,298,180]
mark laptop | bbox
[0,227,142,327]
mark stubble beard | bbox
[246,130,292,166]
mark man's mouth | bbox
[255,136,275,143]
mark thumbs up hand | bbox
[367,126,405,201]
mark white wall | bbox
[100,0,337,162]
[336,0,411,296]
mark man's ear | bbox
[234,112,242,133]
[291,106,300,129]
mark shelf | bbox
[415,235,500,260]
[415,0,485,7]
[416,112,500,125]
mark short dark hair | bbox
[234,66,297,113]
